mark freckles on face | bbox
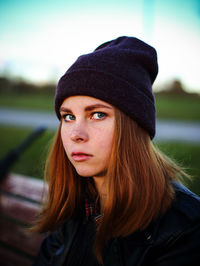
[60,95,115,177]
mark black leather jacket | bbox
[33,182,200,266]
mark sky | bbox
[0,0,200,92]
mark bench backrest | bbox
[0,174,45,266]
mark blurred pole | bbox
[0,126,47,181]
[142,0,155,41]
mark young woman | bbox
[33,36,200,266]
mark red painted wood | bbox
[0,174,47,203]
[0,174,46,263]
[0,194,41,224]
[0,246,33,266]
[0,219,44,257]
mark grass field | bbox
[155,94,200,121]
[0,92,200,121]
[155,141,200,195]
[0,126,54,180]
[0,92,55,112]
[0,125,199,195]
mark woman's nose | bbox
[70,123,89,143]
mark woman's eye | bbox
[63,114,75,122]
[92,112,106,120]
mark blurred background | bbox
[0,0,200,194]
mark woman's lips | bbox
[71,152,93,162]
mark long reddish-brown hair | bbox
[34,107,187,264]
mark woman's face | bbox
[60,95,115,178]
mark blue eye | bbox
[63,114,75,121]
[92,112,106,120]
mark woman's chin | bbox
[75,168,95,178]
[75,167,105,178]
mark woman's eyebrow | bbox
[59,104,112,113]
[59,107,72,113]
[85,104,112,111]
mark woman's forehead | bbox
[61,95,113,109]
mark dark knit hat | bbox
[55,36,158,139]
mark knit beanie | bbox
[55,36,158,139]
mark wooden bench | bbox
[0,173,45,266]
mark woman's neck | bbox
[93,176,105,195]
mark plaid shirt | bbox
[85,198,103,224]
